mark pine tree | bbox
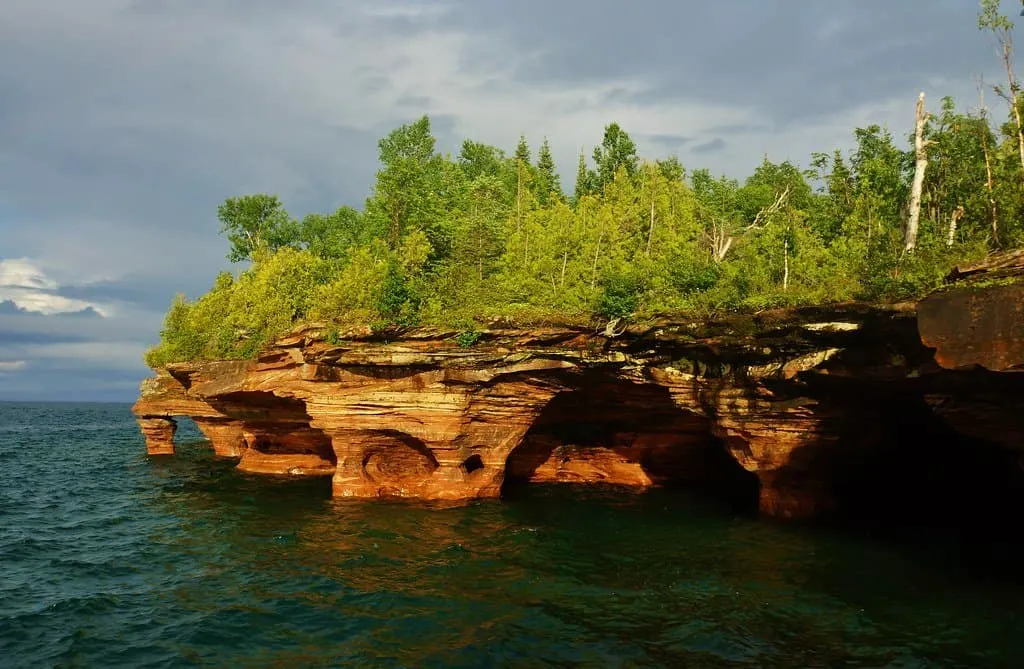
[535,138,562,205]
[574,149,593,204]
[515,135,531,167]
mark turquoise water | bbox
[2,403,1024,668]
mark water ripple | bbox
[1,402,1024,667]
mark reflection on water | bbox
[2,404,1024,667]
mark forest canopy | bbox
[146,81,1024,367]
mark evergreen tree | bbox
[574,149,595,203]
[535,138,562,205]
[515,135,531,167]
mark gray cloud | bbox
[693,138,727,154]
[441,0,990,123]
[0,0,1006,400]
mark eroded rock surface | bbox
[134,277,1024,521]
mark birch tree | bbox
[905,92,931,252]
[979,0,1024,177]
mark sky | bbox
[0,0,1010,401]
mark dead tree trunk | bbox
[707,220,733,263]
[782,238,790,291]
[646,199,655,257]
[947,205,965,247]
[1000,39,1024,176]
[906,92,930,253]
[978,77,1001,246]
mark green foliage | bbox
[375,260,419,325]
[670,257,721,295]
[149,90,1023,366]
[573,150,594,202]
[597,270,644,319]
[978,0,1013,33]
[366,115,446,250]
[454,330,481,348]
[592,122,639,190]
[535,138,562,205]
[217,194,297,262]
[325,327,343,346]
[298,206,367,259]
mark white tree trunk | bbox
[1000,41,1024,176]
[905,92,929,253]
[978,80,1000,246]
[946,205,965,247]
[646,199,655,257]
[782,238,789,291]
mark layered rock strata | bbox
[134,254,1024,520]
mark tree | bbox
[458,140,505,181]
[656,156,685,183]
[691,169,743,262]
[573,149,595,203]
[921,95,995,247]
[298,206,366,260]
[456,174,509,282]
[592,122,639,190]
[808,149,855,241]
[535,138,562,205]
[849,125,910,239]
[976,78,1001,245]
[739,158,813,222]
[367,115,444,249]
[515,135,531,166]
[906,92,932,252]
[155,83,1010,366]
[217,194,297,262]
[979,0,1024,177]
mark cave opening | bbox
[462,454,485,474]
[753,370,1024,533]
[209,391,337,467]
[502,372,760,512]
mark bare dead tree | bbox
[699,186,790,263]
[977,75,1001,246]
[783,238,790,291]
[698,208,735,263]
[748,186,791,231]
[980,1,1024,177]
[947,205,966,247]
[906,92,933,252]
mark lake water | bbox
[2,402,1023,668]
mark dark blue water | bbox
[2,403,1024,668]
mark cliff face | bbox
[133,255,1024,521]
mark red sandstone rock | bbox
[138,417,176,455]
[131,297,1022,520]
[918,283,1024,371]
[193,419,246,458]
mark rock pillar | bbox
[138,417,176,455]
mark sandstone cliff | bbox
[134,252,1024,521]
